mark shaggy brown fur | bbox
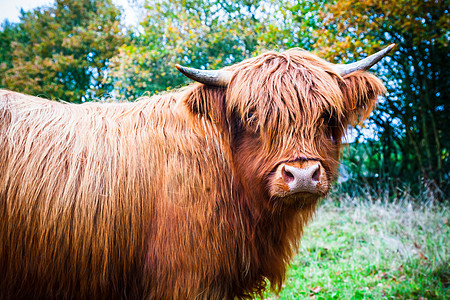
[0,49,385,299]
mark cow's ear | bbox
[339,71,386,125]
[184,84,227,126]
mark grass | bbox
[262,191,449,299]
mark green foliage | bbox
[107,0,320,100]
[314,0,449,196]
[0,0,126,102]
[262,195,449,299]
[0,21,18,73]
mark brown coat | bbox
[0,49,385,299]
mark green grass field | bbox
[262,192,449,299]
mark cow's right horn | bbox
[175,64,232,87]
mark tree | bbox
[108,0,320,99]
[0,21,18,77]
[0,0,126,102]
[311,0,449,196]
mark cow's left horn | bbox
[334,44,395,76]
[175,64,232,87]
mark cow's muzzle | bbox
[269,160,328,199]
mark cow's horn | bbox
[175,64,232,87]
[334,44,395,76]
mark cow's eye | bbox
[246,111,257,123]
[244,110,260,133]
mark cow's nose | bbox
[280,162,322,194]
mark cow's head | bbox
[178,45,394,208]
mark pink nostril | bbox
[281,165,295,183]
[312,167,321,182]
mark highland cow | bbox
[0,45,394,299]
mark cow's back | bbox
[0,89,237,299]
[0,90,155,299]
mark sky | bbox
[0,0,53,23]
[0,0,139,26]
